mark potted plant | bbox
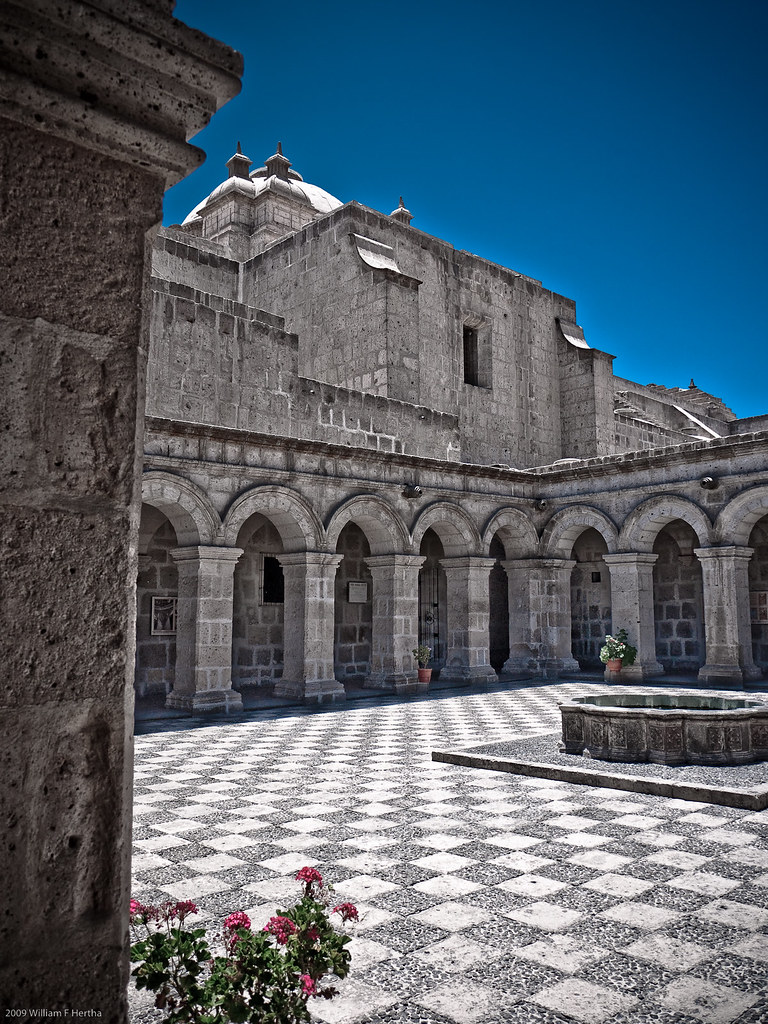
[599,629,637,674]
[412,644,432,682]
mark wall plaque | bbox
[348,581,368,603]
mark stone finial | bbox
[265,142,292,181]
[226,141,251,179]
[689,379,696,389]
[390,195,413,226]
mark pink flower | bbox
[305,926,320,942]
[299,974,317,997]
[333,902,359,923]
[174,900,198,921]
[130,899,160,922]
[295,866,323,888]
[263,915,298,944]
[223,911,251,932]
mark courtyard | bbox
[129,681,768,1024]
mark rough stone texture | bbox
[0,1,241,1013]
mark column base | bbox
[273,678,347,704]
[502,654,539,678]
[165,688,244,713]
[439,665,498,686]
[366,671,428,694]
[608,661,664,682]
[697,664,760,686]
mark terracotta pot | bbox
[606,658,622,673]
[417,667,432,683]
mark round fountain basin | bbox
[559,691,768,766]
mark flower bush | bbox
[599,628,637,666]
[412,644,431,668]
[129,868,356,1023]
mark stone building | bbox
[136,143,768,712]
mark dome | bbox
[182,143,342,227]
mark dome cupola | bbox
[181,143,342,257]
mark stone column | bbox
[0,2,240,1011]
[273,552,345,703]
[439,556,498,684]
[695,546,761,684]
[167,547,244,712]
[501,559,580,678]
[365,554,425,692]
[602,553,664,680]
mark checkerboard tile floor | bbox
[130,682,768,1024]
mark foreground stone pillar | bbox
[167,547,244,711]
[274,552,345,703]
[0,2,240,1011]
[695,546,761,684]
[365,554,425,692]
[603,553,664,680]
[502,559,579,677]
[439,557,498,684]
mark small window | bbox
[262,555,284,604]
[591,571,602,583]
[463,325,480,386]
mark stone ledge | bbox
[432,731,768,810]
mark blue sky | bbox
[167,0,767,419]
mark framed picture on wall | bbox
[348,581,368,603]
[151,596,178,635]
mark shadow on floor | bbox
[133,669,766,736]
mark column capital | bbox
[603,552,658,568]
[501,557,575,572]
[277,551,344,570]
[171,545,243,565]
[694,546,754,562]
[439,556,498,572]
[365,554,426,571]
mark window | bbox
[461,315,490,387]
[262,555,284,603]
[463,325,480,385]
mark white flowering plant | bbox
[599,628,637,666]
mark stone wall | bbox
[147,274,460,461]
[233,519,285,688]
[334,524,373,683]
[570,529,612,668]
[748,518,768,672]
[653,523,705,671]
[136,516,178,696]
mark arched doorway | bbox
[334,522,373,686]
[232,514,285,691]
[418,528,447,672]
[570,528,611,669]
[653,520,704,672]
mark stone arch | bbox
[481,507,539,558]
[222,485,323,552]
[540,506,619,558]
[411,502,480,557]
[141,470,220,546]
[325,494,409,555]
[619,494,713,553]
[715,486,768,546]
